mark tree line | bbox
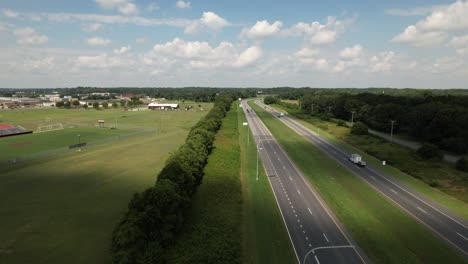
[110,93,235,263]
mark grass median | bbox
[250,101,466,264]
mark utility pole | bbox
[390,120,396,143]
[351,111,355,125]
[328,106,332,113]
[311,104,314,113]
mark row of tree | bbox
[292,92,468,154]
[110,93,234,263]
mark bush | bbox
[350,122,369,135]
[417,143,443,160]
[336,120,346,127]
[264,96,279,105]
[441,137,467,154]
[456,157,468,172]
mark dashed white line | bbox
[297,189,301,195]
[390,189,398,194]
[323,233,329,242]
[370,176,376,180]
[457,232,468,241]
[417,207,428,214]
[305,236,308,239]
[308,208,313,215]
[289,176,293,181]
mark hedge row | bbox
[111,94,235,264]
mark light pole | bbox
[351,111,355,125]
[390,120,396,143]
[256,140,263,181]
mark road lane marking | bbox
[314,255,321,264]
[370,176,376,180]
[306,236,308,239]
[297,189,301,195]
[457,232,468,241]
[323,233,329,242]
[289,176,293,181]
[308,208,313,215]
[390,189,398,194]
[417,207,428,214]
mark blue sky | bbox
[0,0,467,88]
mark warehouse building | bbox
[148,103,179,110]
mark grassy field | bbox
[250,102,466,264]
[164,103,243,263]
[0,103,211,264]
[272,102,468,219]
[238,104,296,263]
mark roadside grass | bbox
[250,102,466,264]
[238,105,296,263]
[164,103,242,263]
[0,105,211,264]
[271,104,468,218]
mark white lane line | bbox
[293,210,296,213]
[370,176,376,180]
[305,236,308,239]
[283,166,286,169]
[323,233,329,242]
[308,208,313,215]
[289,176,293,181]
[457,232,468,241]
[295,214,298,217]
[417,207,428,214]
[314,255,320,264]
[297,189,301,195]
[390,189,398,194]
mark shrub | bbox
[350,122,369,135]
[441,137,467,154]
[264,96,279,105]
[336,120,346,127]
[417,143,443,160]
[456,157,468,172]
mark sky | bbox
[0,0,467,88]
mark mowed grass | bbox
[250,102,466,264]
[164,103,242,263]
[0,104,211,264]
[238,105,296,263]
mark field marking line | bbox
[323,233,329,242]
[457,232,468,241]
[314,254,321,264]
[417,207,428,214]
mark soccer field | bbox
[0,103,212,264]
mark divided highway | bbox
[241,100,369,264]
[256,100,468,258]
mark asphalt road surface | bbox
[241,101,369,264]
[257,100,468,259]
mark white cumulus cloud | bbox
[339,45,363,59]
[241,20,283,39]
[86,37,111,46]
[2,9,18,18]
[114,45,131,54]
[83,23,103,32]
[14,27,48,45]
[234,46,262,67]
[184,11,229,34]
[95,0,138,15]
[176,1,191,9]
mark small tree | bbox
[417,143,443,160]
[350,122,368,135]
[112,102,118,108]
[64,101,71,109]
[72,100,80,106]
[93,102,99,109]
[83,104,88,109]
[56,101,64,107]
[264,96,279,105]
[120,100,126,107]
[102,102,109,108]
[456,157,468,172]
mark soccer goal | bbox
[35,123,64,133]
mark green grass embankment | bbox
[250,101,466,264]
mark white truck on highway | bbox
[349,154,366,167]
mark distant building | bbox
[148,103,179,110]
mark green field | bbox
[0,103,211,264]
[250,101,466,264]
[270,103,468,219]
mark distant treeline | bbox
[110,93,235,263]
[0,87,257,102]
[273,90,468,154]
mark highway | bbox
[241,100,369,264]
[256,100,468,258]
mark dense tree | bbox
[264,96,279,104]
[456,157,468,173]
[351,122,369,135]
[72,100,80,106]
[56,101,64,107]
[417,143,443,160]
[102,102,109,108]
[83,104,88,109]
[93,102,99,109]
